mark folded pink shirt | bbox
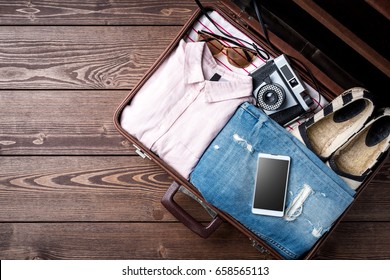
[120,39,253,178]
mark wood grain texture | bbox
[0,157,389,222]
[314,222,390,259]
[0,26,180,89]
[0,222,388,259]
[0,223,269,260]
[0,0,389,260]
[0,156,214,222]
[0,0,197,25]
[344,180,390,221]
[0,90,134,155]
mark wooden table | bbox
[0,0,389,260]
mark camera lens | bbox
[256,84,285,111]
[264,91,278,105]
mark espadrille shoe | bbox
[327,108,390,190]
[292,87,374,160]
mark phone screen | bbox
[253,156,290,211]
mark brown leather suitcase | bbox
[113,0,389,259]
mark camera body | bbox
[250,54,313,125]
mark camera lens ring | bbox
[256,84,286,111]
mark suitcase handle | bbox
[161,181,223,238]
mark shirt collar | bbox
[183,41,253,103]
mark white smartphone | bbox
[252,153,291,217]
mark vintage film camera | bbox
[250,54,313,125]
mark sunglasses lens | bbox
[226,48,255,68]
[206,40,224,56]
[198,31,256,68]
[198,33,223,55]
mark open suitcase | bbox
[113,0,389,259]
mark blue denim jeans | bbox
[190,102,355,259]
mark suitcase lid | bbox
[221,0,389,106]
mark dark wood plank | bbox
[0,0,389,261]
[0,90,134,155]
[2,91,390,169]
[369,158,390,183]
[0,156,213,222]
[0,222,388,259]
[0,156,389,222]
[0,26,180,89]
[314,222,390,259]
[343,158,390,221]
[0,222,269,260]
[0,0,197,25]
[344,181,390,222]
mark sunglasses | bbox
[197,30,257,68]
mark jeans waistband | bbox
[240,101,268,121]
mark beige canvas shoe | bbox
[327,108,390,190]
[292,87,375,160]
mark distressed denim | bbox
[190,102,355,259]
